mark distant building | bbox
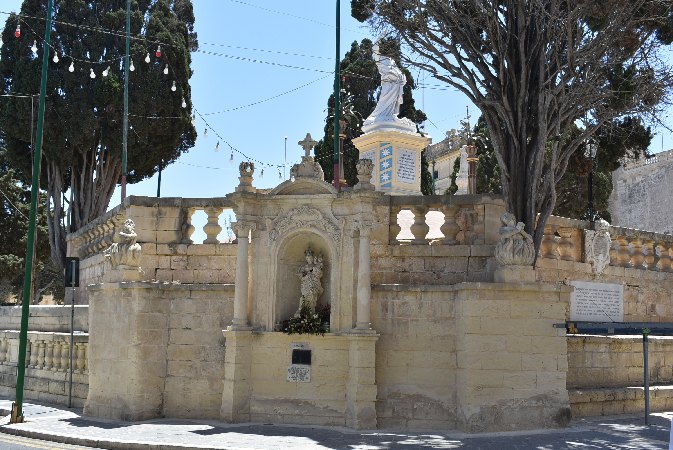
[609,149,673,234]
[426,129,469,194]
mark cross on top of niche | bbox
[298,133,317,158]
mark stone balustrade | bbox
[387,194,505,246]
[0,330,88,373]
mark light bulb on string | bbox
[144,52,150,64]
[129,60,135,71]
[155,45,161,58]
[68,61,75,73]
[163,64,169,75]
[181,98,186,108]
[30,40,37,54]
[90,68,96,79]
[278,169,282,180]
[52,53,59,63]
[191,113,196,125]
[229,151,234,164]
[171,81,177,92]
[14,25,20,38]
[203,128,208,138]
[214,141,220,152]
[102,66,110,77]
[260,168,264,178]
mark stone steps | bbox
[570,385,673,417]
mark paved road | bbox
[0,432,98,450]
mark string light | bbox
[229,150,234,164]
[89,68,96,79]
[278,169,282,180]
[68,61,74,72]
[181,97,186,108]
[191,113,196,124]
[14,24,20,38]
[52,52,59,63]
[102,66,110,77]
[129,59,135,71]
[163,64,168,75]
[203,128,208,138]
[144,52,150,63]
[30,40,37,54]
[260,168,264,178]
[214,141,220,151]
[155,45,161,58]
[171,81,176,92]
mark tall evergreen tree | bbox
[314,38,431,192]
[0,0,197,270]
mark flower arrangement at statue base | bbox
[283,303,330,336]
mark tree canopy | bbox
[353,0,673,254]
[314,38,432,193]
[0,0,198,269]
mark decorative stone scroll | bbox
[103,219,142,268]
[236,161,255,192]
[269,206,341,245]
[584,219,612,274]
[495,212,535,266]
[354,158,375,191]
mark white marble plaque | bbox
[396,149,416,184]
[361,149,376,181]
[287,364,311,382]
[570,281,624,322]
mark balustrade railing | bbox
[0,331,88,373]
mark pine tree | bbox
[0,0,197,269]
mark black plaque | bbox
[291,349,311,365]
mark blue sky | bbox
[2,0,672,207]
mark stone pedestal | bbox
[220,330,253,422]
[345,334,379,429]
[352,131,431,195]
[494,265,537,283]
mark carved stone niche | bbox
[274,232,332,330]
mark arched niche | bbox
[273,231,334,329]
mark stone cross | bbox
[298,133,317,158]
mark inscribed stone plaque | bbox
[287,364,311,382]
[396,149,416,184]
[570,281,624,322]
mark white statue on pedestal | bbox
[104,219,142,268]
[295,247,324,316]
[362,43,417,134]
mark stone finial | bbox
[236,161,255,192]
[290,133,324,181]
[298,133,317,158]
[494,212,535,266]
[354,158,375,191]
[585,218,611,274]
[104,218,142,269]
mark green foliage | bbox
[446,157,459,195]
[284,303,330,336]
[0,0,197,268]
[314,39,429,188]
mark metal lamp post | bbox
[585,139,598,227]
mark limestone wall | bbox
[0,305,88,333]
[84,283,234,420]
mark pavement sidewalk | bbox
[0,399,672,449]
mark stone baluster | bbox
[60,342,69,371]
[539,226,560,259]
[629,237,644,269]
[181,207,197,244]
[556,228,575,261]
[83,344,88,372]
[0,338,7,364]
[439,205,460,245]
[409,206,429,244]
[45,341,54,370]
[643,239,656,270]
[389,205,402,244]
[36,341,45,369]
[52,341,62,371]
[28,339,38,368]
[656,241,672,272]
[614,235,631,267]
[76,343,86,373]
[355,221,373,331]
[203,207,224,244]
[230,221,255,330]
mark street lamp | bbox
[584,139,598,227]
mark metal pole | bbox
[643,329,650,425]
[156,162,162,198]
[332,0,341,191]
[284,137,287,180]
[12,0,54,423]
[431,160,436,195]
[68,259,75,408]
[587,166,594,227]
[121,0,131,202]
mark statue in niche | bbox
[104,219,142,268]
[362,43,416,133]
[495,212,535,266]
[295,247,324,316]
